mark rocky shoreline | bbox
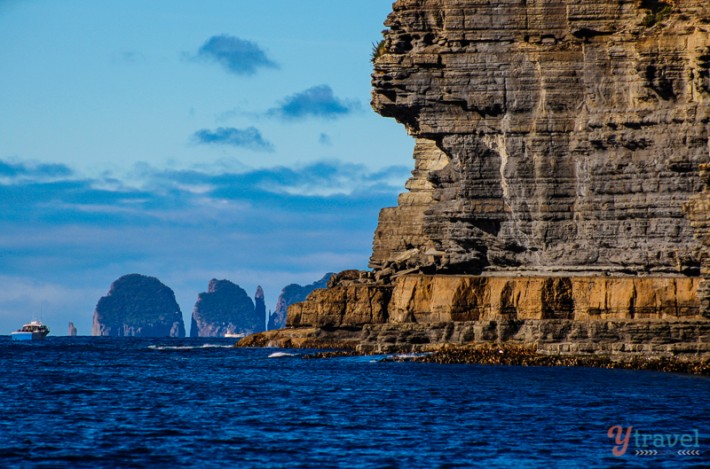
[236,319,710,375]
[238,338,709,376]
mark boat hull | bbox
[11,331,47,341]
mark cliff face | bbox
[371,0,709,277]
[190,279,264,337]
[688,164,710,312]
[92,274,185,337]
[267,273,333,330]
[244,1,710,360]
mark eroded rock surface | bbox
[688,164,710,315]
[92,274,185,337]
[371,0,709,276]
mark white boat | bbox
[11,320,50,341]
[224,331,245,338]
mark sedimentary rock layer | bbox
[238,319,710,358]
[286,274,703,328]
[371,0,710,276]
[687,164,710,313]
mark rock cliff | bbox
[92,274,185,337]
[688,164,710,313]
[267,273,334,330]
[370,0,709,276]
[190,279,264,337]
[242,1,710,363]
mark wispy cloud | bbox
[193,127,274,152]
[0,160,74,181]
[195,35,277,76]
[268,85,359,120]
[0,158,409,225]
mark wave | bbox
[268,352,298,358]
[147,344,233,351]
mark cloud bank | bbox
[268,85,359,120]
[0,157,409,334]
[196,35,277,76]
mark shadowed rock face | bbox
[370,0,709,276]
[267,274,334,330]
[190,279,264,337]
[688,164,710,313]
[92,274,185,337]
[255,286,266,331]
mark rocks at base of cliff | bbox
[92,274,185,337]
[267,273,334,330]
[238,319,710,362]
[357,320,710,357]
[190,280,265,337]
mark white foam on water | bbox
[148,344,233,351]
[268,351,298,358]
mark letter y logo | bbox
[607,425,633,456]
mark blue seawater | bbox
[0,337,707,468]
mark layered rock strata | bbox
[285,274,702,327]
[687,164,710,315]
[239,319,710,358]
[371,0,709,276]
[92,274,185,337]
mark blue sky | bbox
[0,0,414,335]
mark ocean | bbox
[1,337,707,468]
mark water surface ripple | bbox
[1,337,707,468]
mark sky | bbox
[0,0,414,335]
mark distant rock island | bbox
[267,273,333,330]
[92,274,185,337]
[190,279,265,337]
[68,322,77,336]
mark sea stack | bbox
[190,279,264,337]
[255,286,266,331]
[244,1,710,359]
[267,273,333,330]
[68,322,77,336]
[92,274,185,337]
